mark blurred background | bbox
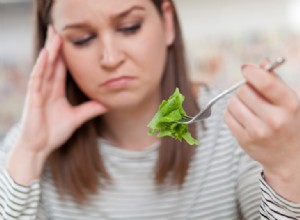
[0,0,300,140]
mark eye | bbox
[118,23,141,35]
[72,35,96,46]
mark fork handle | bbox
[207,80,246,107]
[206,57,285,107]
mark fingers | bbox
[45,25,67,99]
[45,26,60,63]
[51,55,67,99]
[242,64,297,109]
[44,26,62,81]
[236,85,277,123]
[27,25,64,104]
[28,49,48,94]
[73,101,108,128]
[225,94,271,142]
[224,109,249,143]
[45,25,54,51]
[236,83,300,135]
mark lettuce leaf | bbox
[147,88,199,145]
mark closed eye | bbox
[118,23,141,35]
[72,35,96,46]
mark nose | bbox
[99,34,125,70]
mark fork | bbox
[177,57,286,124]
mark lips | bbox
[101,76,136,89]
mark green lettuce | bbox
[147,88,199,145]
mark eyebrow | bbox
[62,6,145,31]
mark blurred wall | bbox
[174,0,300,93]
[175,0,289,40]
[0,2,33,139]
[0,2,33,67]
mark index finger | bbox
[242,64,296,108]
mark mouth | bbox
[101,76,136,90]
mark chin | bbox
[100,93,142,109]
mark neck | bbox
[99,93,161,150]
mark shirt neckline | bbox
[98,138,160,159]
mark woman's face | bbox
[52,0,175,109]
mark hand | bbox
[15,26,108,158]
[224,61,300,202]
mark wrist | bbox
[264,169,300,203]
[6,143,47,186]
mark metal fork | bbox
[177,57,286,124]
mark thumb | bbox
[73,101,108,127]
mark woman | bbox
[0,0,299,219]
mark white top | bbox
[0,87,299,220]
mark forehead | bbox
[52,0,153,22]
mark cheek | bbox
[133,28,167,80]
[62,46,99,93]
[63,46,84,76]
